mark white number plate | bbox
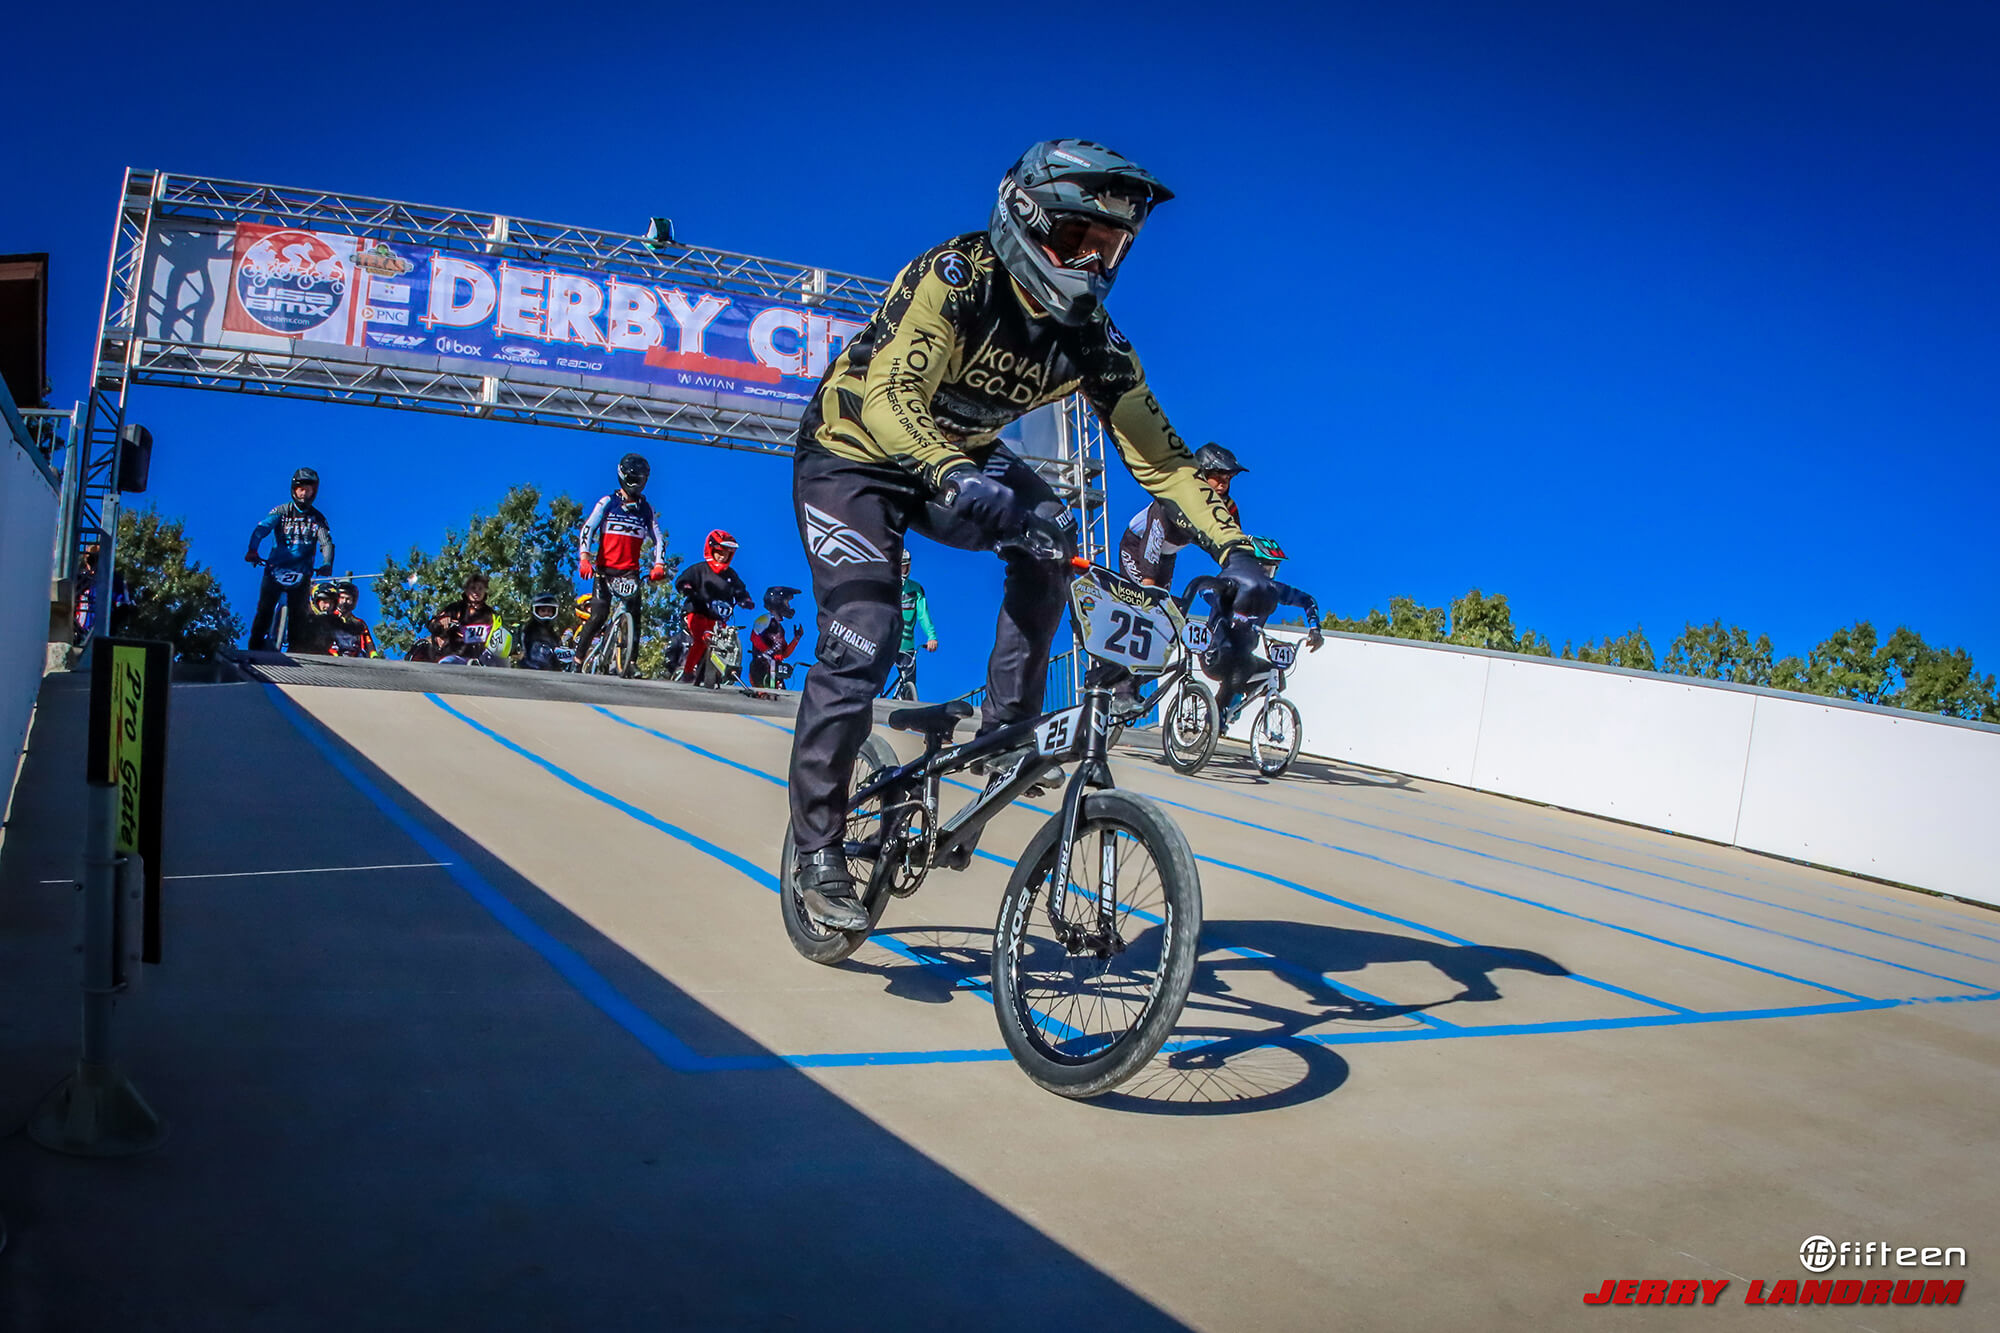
[1074,585,1175,673]
[1268,641,1298,668]
[607,575,639,598]
[1181,621,1212,653]
[273,569,303,587]
[1035,706,1085,757]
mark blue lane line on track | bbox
[1142,743,2000,948]
[594,703,1430,1024]
[725,715,1693,1016]
[1130,783,1984,993]
[406,694,1990,1071]
[1138,757,2000,966]
[265,685,764,1074]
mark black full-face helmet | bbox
[1193,443,1247,477]
[617,453,650,492]
[990,139,1173,326]
[764,585,801,619]
[292,466,320,493]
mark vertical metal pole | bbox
[29,783,166,1156]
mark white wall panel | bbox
[1470,659,1758,843]
[1267,633,1491,786]
[1735,697,2000,907]
[2,435,59,793]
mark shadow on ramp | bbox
[0,680,1189,1333]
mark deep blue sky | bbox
[10,1,1997,690]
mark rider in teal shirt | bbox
[887,552,939,699]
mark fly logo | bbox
[804,505,887,568]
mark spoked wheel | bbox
[1250,697,1303,777]
[608,611,636,678]
[991,790,1202,1099]
[1160,680,1218,774]
[780,734,901,965]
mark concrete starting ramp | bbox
[2,660,1995,1331]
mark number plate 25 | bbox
[1035,706,1085,758]
[1073,584,1175,673]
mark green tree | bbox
[112,508,243,660]
[1801,621,1891,704]
[1882,627,1999,722]
[1562,627,1656,672]
[1447,588,1518,651]
[1663,619,1776,685]
[376,485,588,656]
[376,484,689,669]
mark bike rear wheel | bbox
[780,734,901,965]
[1251,696,1303,777]
[991,789,1202,1099]
[1161,680,1218,774]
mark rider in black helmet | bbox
[749,585,805,688]
[244,466,336,651]
[783,139,1278,930]
[1119,442,1248,589]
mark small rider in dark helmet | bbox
[748,585,806,688]
[1119,442,1247,589]
[783,138,1277,930]
[1179,536,1324,724]
[575,452,668,668]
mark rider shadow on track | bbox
[852,920,1568,1116]
[1096,920,1570,1116]
[1197,750,1417,792]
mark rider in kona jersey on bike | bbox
[245,466,335,650]
[675,530,755,680]
[1180,537,1323,722]
[785,138,1279,930]
[1118,442,1246,587]
[575,453,668,662]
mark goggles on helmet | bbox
[1041,214,1136,276]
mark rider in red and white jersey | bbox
[574,453,668,665]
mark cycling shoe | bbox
[798,847,869,931]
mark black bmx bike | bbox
[779,554,1204,1099]
[1145,620,1308,778]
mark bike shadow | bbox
[852,919,1569,1116]
[1117,737,1417,792]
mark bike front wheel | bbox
[1161,680,1218,774]
[1251,696,1303,777]
[991,789,1202,1099]
[779,733,901,965]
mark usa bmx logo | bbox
[235,229,347,335]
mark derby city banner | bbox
[139,220,869,418]
[87,638,171,965]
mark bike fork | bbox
[1048,687,1117,934]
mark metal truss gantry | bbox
[68,168,1113,610]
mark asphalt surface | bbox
[3,661,1995,1331]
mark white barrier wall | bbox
[1,423,60,799]
[1240,630,2000,907]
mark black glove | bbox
[940,468,1021,536]
[1217,547,1279,620]
[736,593,755,609]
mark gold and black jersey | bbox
[798,232,1248,561]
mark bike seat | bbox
[888,699,975,737]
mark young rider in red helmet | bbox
[674,529,754,681]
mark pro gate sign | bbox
[148,220,869,417]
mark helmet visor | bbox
[1041,215,1136,276]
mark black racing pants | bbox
[574,570,644,657]
[249,569,313,651]
[786,443,1076,854]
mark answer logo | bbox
[804,504,887,568]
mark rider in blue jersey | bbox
[244,466,335,650]
[1179,537,1323,723]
